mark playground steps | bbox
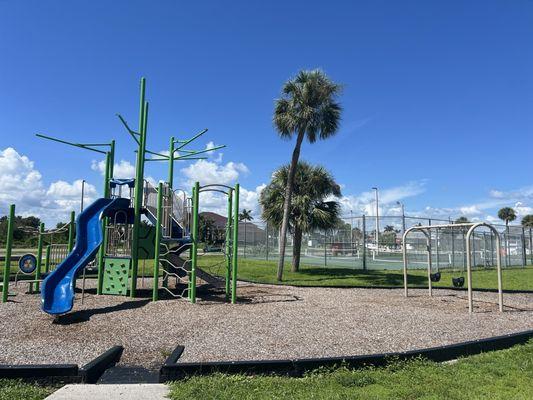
[163,250,225,289]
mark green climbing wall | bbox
[102,257,131,295]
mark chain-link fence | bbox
[237,215,533,271]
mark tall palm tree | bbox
[498,207,517,227]
[260,162,342,273]
[498,207,516,266]
[239,209,253,257]
[273,69,342,280]
[521,215,533,228]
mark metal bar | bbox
[68,211,75,253]
[168,136,174,189]
[362,215,367,270]
[225,189,233,300]
[175,145,226,160]
[35,134,108,154]
[97,150,112,295]
[465,223,504,313]
[402,228,408,297]
[521,227,527,268]
[175,129,208,151]
[153,182,164,301]
[145,149,169,159]
[130,77,147,299]
[2,204,15,303]
[231,184,240,304]
[190,182,200,303]
[116,114,141,139]
[45,245,51,274]
[34,222,44,292]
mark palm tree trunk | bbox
[292,225,302,272]
[277,130,305,281]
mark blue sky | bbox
[1,1,532,225]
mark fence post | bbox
[521,227,527,268]
[265,221,269,261]
[530,228,533,265]
[34,222,45,293]
[362,214,367,271]
[2,204,15,303]
[324,232,327,267]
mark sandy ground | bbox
[0,279,532,369]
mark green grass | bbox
[0,380,55,400]
[169,340,533,400]
[198,256,533,291]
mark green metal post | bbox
[2,204,15,303]
[168,136,174,189]
[231,184,239,304]
[34,222,44,292]
[130,78,148,298]
[153,182,164,301]
[190,182,200,303]
[45,245,51,274]
[97,149,113,295]
[68,211,75,252]
[225,190,233,300]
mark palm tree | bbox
[498,207,517,227]
[384,225,395,232]
[239,209,253,257]
[521,215,533,228]
[273,69,342,280]
[260,162,342,273]
[498,207,516,266]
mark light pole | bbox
[397,201,405,233]
[372,187,379,255]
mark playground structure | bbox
[402,222,504,313]
[1,77,240,314]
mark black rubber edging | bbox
[80,345,124,384]
[158,345,185,382]
[0,364,79,380]
[159,329,533,381]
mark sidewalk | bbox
[46,384,170,399]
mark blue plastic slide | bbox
[41,197,129,315]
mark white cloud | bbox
[338,180,427,217]
[91,159,136,179]
[0,148,100,225]
[180,159,249,188]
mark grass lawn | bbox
[198,256,533,291]
[0,379,55,400]
[169,340,533,400]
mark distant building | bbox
[200,212,266,245]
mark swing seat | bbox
[452,277,465,288]
[430,272,441,282]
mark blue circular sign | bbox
[19,254,37,274]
